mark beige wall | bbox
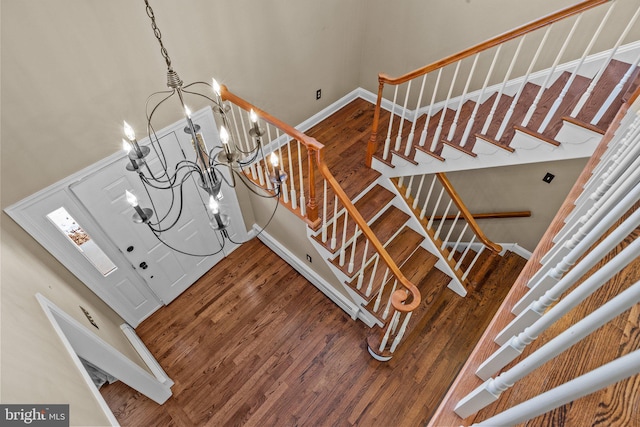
[0,0,622,425]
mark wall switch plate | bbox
[306,254,312,263]
[316,89,321,100]
[543,172,555,183]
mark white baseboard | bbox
[255,226,362,320]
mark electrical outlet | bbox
[316,89,321,100]
[306,254,312,263]
[543,172,555,183]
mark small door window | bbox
[46,207,117,276]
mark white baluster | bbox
[234,106,257,179]
[365,255,380,297]
[356,239,370,289]
[420,175,438,220]
[477,237,640,380]
[539,6,615,132]
[543,160,640,267]
[430,61,461,152]
[448,54,480,140]
[412,175,426,210]
[419,69,443,147]
[455,235,476,271]
[592,50,640,125]
[461,45,502,147]
[297,140,305,217]
[339,211,349,266]
[525,14,584,130]
[275,130,289,204]
[383,86,399,160]
[379,311,400,353]
[473,349,640,426]
[321,179,328,243]
[434,199,453,241]
[481,36,525,135]
[405,74,428,156]
[394,81,412,152]
[390,312,413,353]
[427,187,445,230]
[382,279,398,320]
[510,201,640,329]
[462,245,485,281]
[441,210,462,250]
[373,267,391,312]
[495,25,553,141]
[449,223,469,260]
[571,5,640,118]
[330,195,338,250]
[457,280,640,419]
[348,225,359,274]
[286,138,297,210]
[404,175,414,199]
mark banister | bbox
[434,211,531,221]
[220,85,421,313]
[377,0,611,86]
[436,173,503,254]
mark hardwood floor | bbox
[101,238,525,426]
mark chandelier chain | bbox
[144,0,172,69]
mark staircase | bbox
[216,0,640,364]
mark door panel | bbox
[71,108,246,304]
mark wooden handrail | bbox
[220,85,421,313]
[434,211,531,221]
[366,0,611,166]
[378,0,610,86]
[436,173,503,254]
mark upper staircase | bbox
[215,0,639,390]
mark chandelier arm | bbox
[181,88,223,110]
[231,169,281,199]
[144,178,189,232]
[148,224,226,258]
[226,188,281,245]
[140,176,180,226]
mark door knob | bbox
[126,246,134,252]
[139,261,148,269]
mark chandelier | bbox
[122,0,286,256]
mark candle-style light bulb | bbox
[250,109,260,135]
[125,190,138,207]
[123,121,136,141]
[270,152,281,182]
[220,126,229,145]
[185,105,192,118]
[122,139,132,153]
[208,195,219,214]
[212,78,221,96]
[270,152,279,168]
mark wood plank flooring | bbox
[101,238,525,426]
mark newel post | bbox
[306,147,319,223]
[366,79,385,168]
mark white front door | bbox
[71,108,244,305]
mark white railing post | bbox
[571,5,640,118]
[481,36,526,135]
[430,61,461,152]
[476,236,640,380]
[472,349,640,426]
[448,54,480,141]
[461,45,502,147]
[500,206,640,347]
[538,3,615,131]
[457,279,640,419]
[383,86,399,160]
[405,75,428,156]
[286,138,297,210]
[592,49,640,125]
[394,81,412,152]
[420,175,438,220]
[412,175,426,210]
[419,69,442,148]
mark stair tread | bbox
[332,225,424,279]
[313,184,395,253]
